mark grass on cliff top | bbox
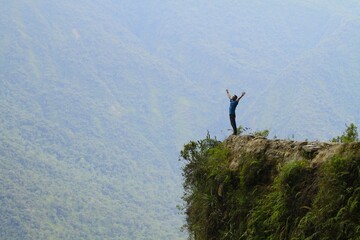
[180,135,360,240]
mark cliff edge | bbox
[224,135,353,169]
[180,135,360,240]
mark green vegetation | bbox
[332,123,359,143]
[1,1,189,239]
[180,136,360,239]
[236,126,249,136]
[236,126,269,138]
[253,129,270,138]
[1,0,360,238]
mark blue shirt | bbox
[229,99,238,115]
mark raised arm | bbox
[237,92,246,102]
[226,89,232,99]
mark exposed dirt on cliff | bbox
[224,135,360,170]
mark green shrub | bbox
[180,134,230,240]
[332,123,359,143]
[297,155,360,240]
[253,129,270,138]
[180,135,275,239]
[246,160,315,240]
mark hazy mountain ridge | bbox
[112,0,360,139]
[1,1,360,239]
[1,1,186,239]
[247,16,360,138]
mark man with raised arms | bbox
[226,89,246,135]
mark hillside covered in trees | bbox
[1,0,360,239]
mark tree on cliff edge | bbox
[332,123,359,143]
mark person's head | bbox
[232,95,238,101]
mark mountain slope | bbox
[109,0,360,140]
[1,1,360,239]
[245,17,360,139]
[0,1,188,239]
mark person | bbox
[226,89,246,135]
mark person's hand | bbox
[226,89,229,93]
[242,92,246,96]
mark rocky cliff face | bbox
[180,135,360,240]
[224,135,351,169]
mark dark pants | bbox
[229,114,237,135]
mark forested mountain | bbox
[1,1,189,239]
[0,0,359,239]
